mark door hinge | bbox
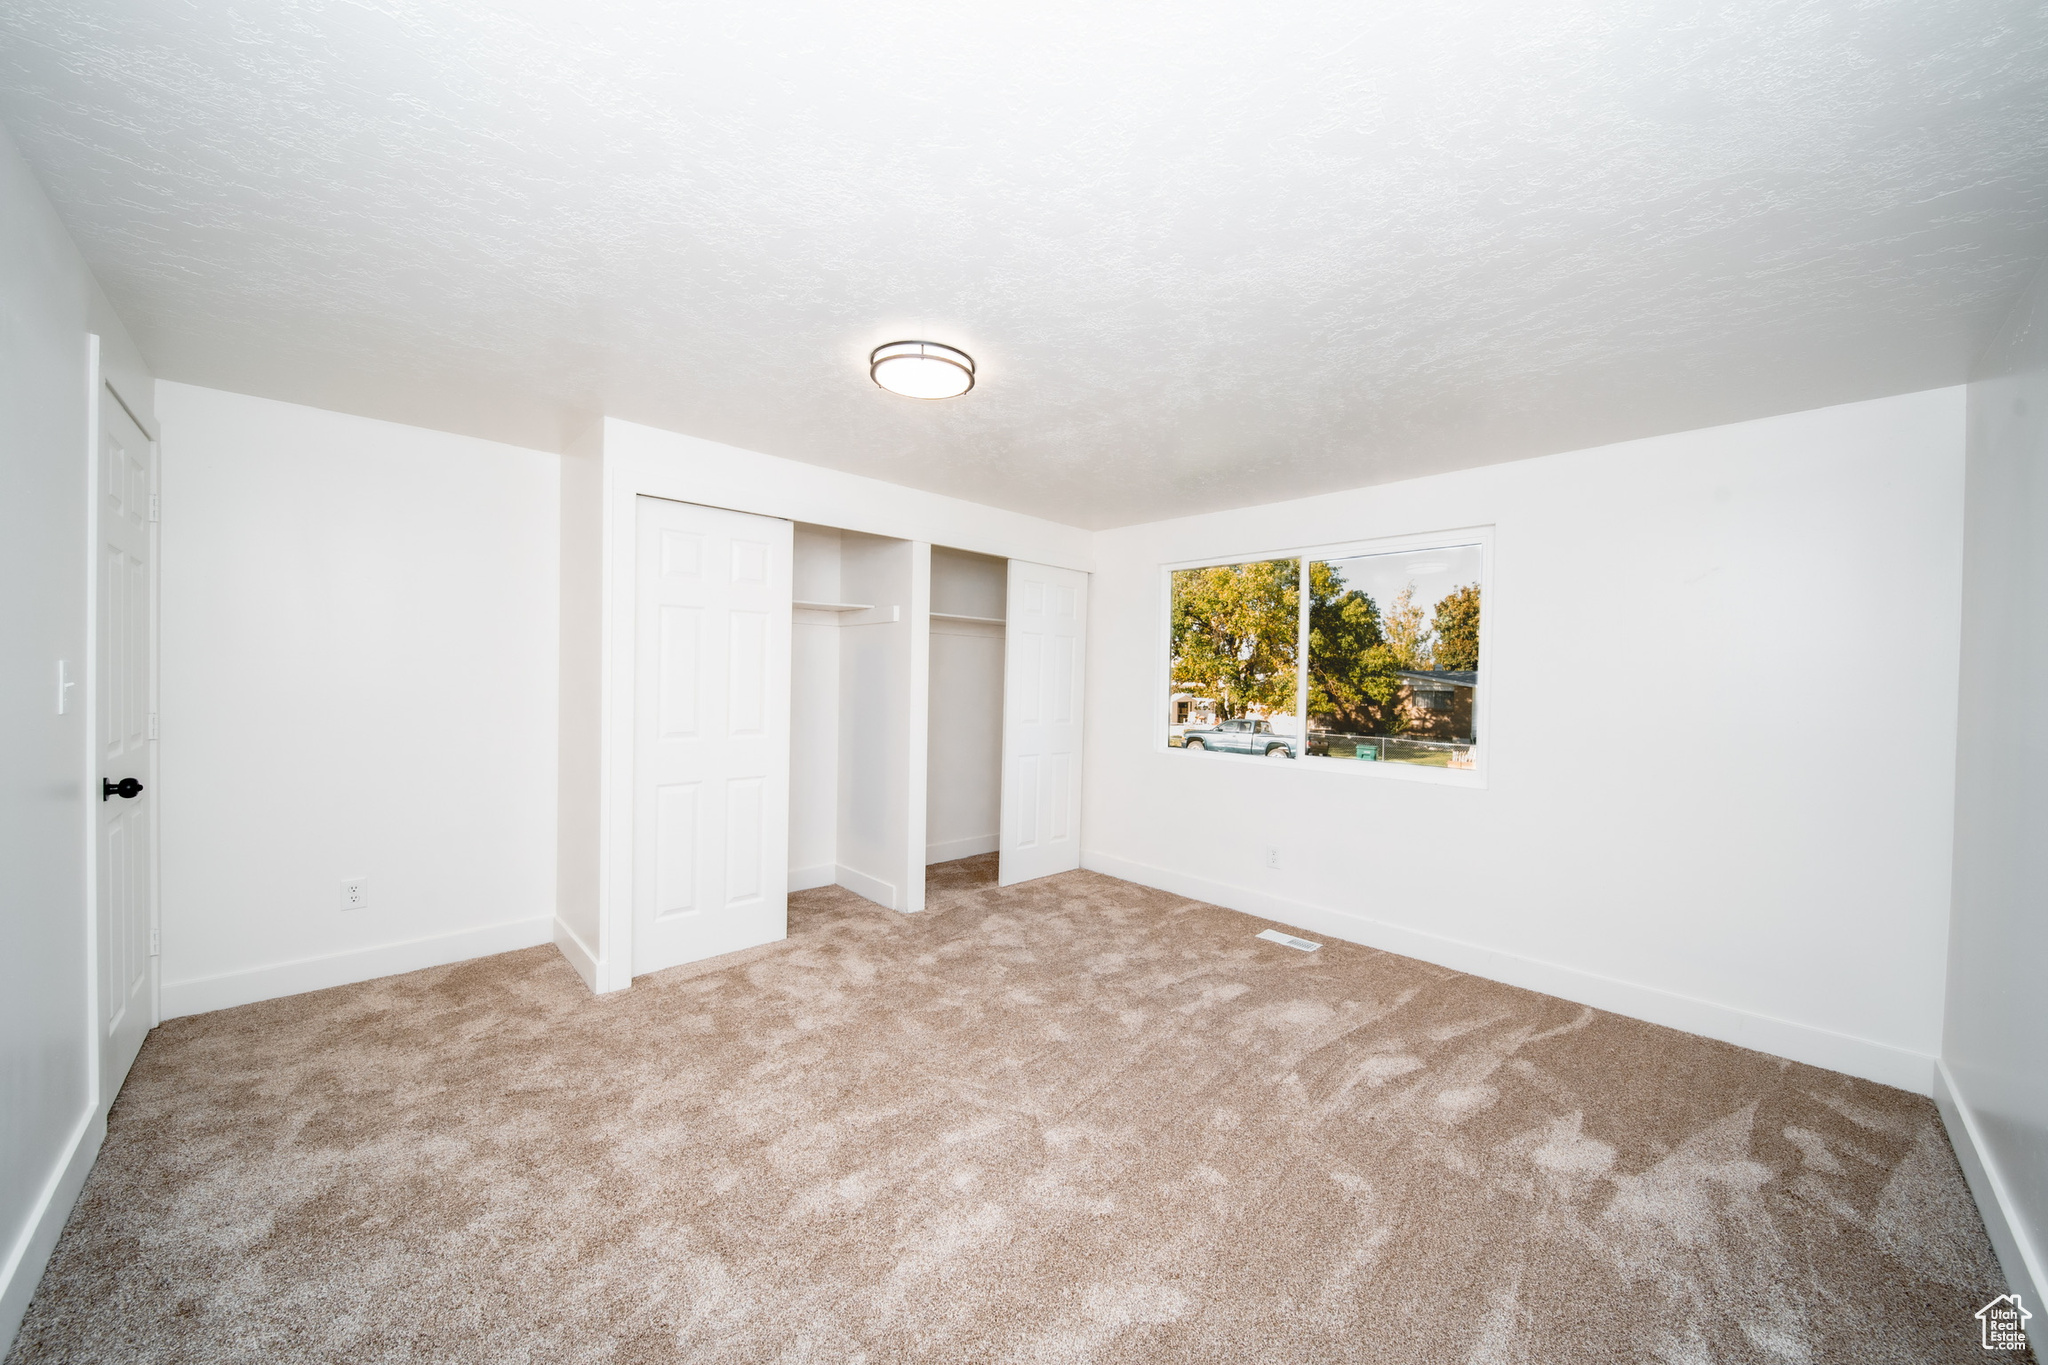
[148,494,160,522]
[148,712,159,740]
[149,926,160,956]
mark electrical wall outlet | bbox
[340,878,368,910]
[1263,845,1281,870]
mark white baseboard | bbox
[790,863,837,892]
[835,864,897,910]
[1081,851,1936,1095]
[1935,1061,2045,1314]
[161,916,555,1019]
[552,917,600,993]
[0,1100,106,1355]
[927,833,998,864]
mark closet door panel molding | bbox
[630,496,791,977]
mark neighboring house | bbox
[1391,670,1477,740]
[1169,693,1218,728]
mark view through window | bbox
[1168,540,1483,770]
[1168,558,1301,758]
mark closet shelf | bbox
[793,600,875,612]
[930,612,1006,625]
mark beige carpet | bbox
[6,857,2017,1364]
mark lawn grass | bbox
[1312,735,1459,767]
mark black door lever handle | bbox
[103,777,144,801]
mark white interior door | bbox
[999,561,1087,886]
[97,385,155,1103]
[633,497,792,976]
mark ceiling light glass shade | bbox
[870,340,975,399]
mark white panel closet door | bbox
[98,387,155,1104]
[633,497,792,977]
[999,561,1087,886]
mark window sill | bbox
[1160,743,1487,788]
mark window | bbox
[1167,558,1300,756]
[1165,533,1487,777]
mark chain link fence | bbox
[1306,731,1476,769]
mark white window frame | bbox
[1158,526,1494,788]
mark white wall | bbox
[601,418,1095,572]
[927,548,1006,862]
[1084,389,1967,1093]
[1940,266,2048,1310]
[926,627,1006,862]
[0,126,154,1351]
[156,383,561,1016]
[931,546,1008,619]
[555,428,605,969]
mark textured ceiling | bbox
[4,0,2047,528]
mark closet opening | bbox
[926,546,1008,875]
[790,523,924,911]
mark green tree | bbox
[1304,561,1403,731]
[1381,584,1433,670]
[1432,583,1481,671]
[1170,560,1299,719]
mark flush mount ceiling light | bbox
[870,340,975,399]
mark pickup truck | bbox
[1179,718,1295,758]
